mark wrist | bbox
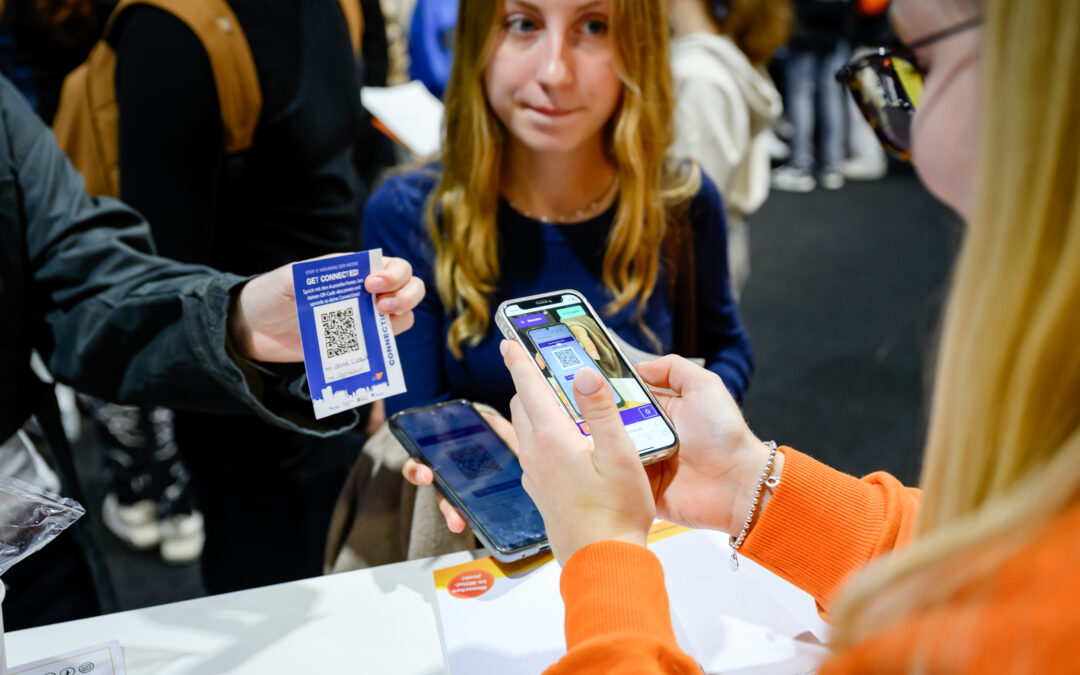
[561,523,650,566]
[727,442,784,569]
[756,450,784,520]
[227,284,252,360]
[727,434,772,535]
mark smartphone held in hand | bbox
[389,400,549,562]
[496,290,680,464]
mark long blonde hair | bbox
[428,0,700,358]
[832,0,1080,649]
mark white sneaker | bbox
[102,493,161,550]
[841,156,888,181]
[763,128,791,163]
[819,168,846,191]
[158,511,206,565]
[771,165,816,193]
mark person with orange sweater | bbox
[495,0,1080,671]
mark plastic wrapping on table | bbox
[0,476,85,675]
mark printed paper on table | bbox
[432,523,830,674]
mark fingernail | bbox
[575,369,603,395]
[500,340,509,356]
[380,298,398,312]
[366,276,386,292]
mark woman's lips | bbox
[525,105,578,117]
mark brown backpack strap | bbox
[105,0,262,153]
[337,0,364,55]
[663,201,699,358]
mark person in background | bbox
[376,0,753,533]
[407,0,457,98]
[770,0,853,192]
[0,71,423,628]
[0,0,209,569]
[667,0,790,298]
[0,0,112,123]
[93,403,205,564]
[502,0,1080,671]
[840,0,892,181]
[103,0,396,594]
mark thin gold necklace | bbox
[507,175,619,224]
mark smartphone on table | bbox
[495,290,679,465]
[388,399,548,562]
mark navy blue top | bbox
[363,170,753,416]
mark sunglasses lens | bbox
[842,55,923,160]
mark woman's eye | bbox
[507,16,537,34]
[581,18,608,36]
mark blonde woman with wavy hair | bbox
[364,0,754,473]
[500,0,1080,671]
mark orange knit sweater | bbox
[547,448,1080,673]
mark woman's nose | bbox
[536,32,573,87]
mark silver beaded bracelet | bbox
[728,440,780,570]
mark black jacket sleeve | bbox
[0,76,353,435]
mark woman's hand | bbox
[402,409,519,534]
[637,355,779,535]
[228,256,425,362]
[503,340,655,566]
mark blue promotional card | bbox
[292,250,406,419]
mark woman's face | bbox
[891,0,982,218]
[483,0,623,157]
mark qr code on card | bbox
[551,346,583,370]
[448,444,501,480]
[320,307,361,357]
[315,297,370,382]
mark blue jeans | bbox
[784,42,851,170]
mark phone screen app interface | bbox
[505,295,676,453]
[396,403,546,549]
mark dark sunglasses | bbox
[835,15,982,160]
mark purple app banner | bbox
[619,404,659,426]
[513,313,548,328]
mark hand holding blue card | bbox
[292,250,407,418]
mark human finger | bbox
[403,458,433,486]
[376,276,425,315]
[635,355,715,396]
[365,256,413,294]
[573,369,638,472]
[388,311,415,335]
[501,340,570,430]
[480,410,520,455]
[508,395,534,448]
[438,496,468,533]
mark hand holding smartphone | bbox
[495,290,680,464]
[389,399,548,562]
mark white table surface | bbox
[5,550,477,675]
[5,534,829,674]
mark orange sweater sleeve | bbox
[544,541,701,674]
[550,447,921,673]
[741,447,921,612]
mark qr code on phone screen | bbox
[551,346,583,370]
[448,444,501,480]
[320,307,361,357]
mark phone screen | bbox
[391,401,547,554]
[527,324,624,415]
[502,293,677,455]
